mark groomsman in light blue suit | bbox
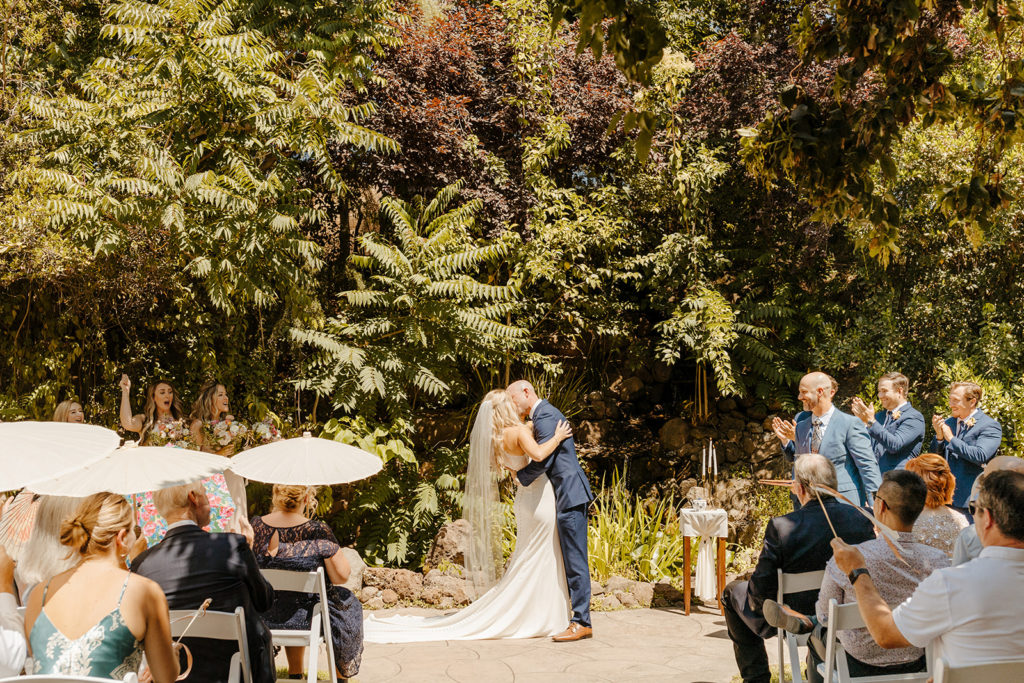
[772,372,882,507]
[930,380,1002,516]
[851,371,926,474]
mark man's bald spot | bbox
[986,456,1024,474]
[803,371,832,392]
[507,379,535,394]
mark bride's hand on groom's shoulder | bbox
[555,420,573,442]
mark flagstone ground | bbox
[280,604,742,682]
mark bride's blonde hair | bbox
[484,389,522,468]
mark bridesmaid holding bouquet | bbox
[191,381,250,532]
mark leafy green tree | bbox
[294,181,526,422]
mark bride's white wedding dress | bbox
[363,452,571,642]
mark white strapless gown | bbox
[363,472,571,642]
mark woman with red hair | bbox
[905,453,969,556]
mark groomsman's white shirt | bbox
[0,592,26,676]
[892,546,1024,666]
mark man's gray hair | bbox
[152,480,206,520]
[793,453,838,494]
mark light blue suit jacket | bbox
[782,408,882,506]
[929,410,1002,508]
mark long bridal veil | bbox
[462,399,503,600]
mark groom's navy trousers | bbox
[518,399,595,628]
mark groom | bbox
[508,380,596,642]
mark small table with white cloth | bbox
[679,507,728,614]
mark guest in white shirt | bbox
[831,469,1024,667]
[952,455,1024,565]
[0,545,26,677]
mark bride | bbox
[363,389,574,642]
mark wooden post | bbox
[683,534,692,615]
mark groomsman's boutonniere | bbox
[966,417,976,428]
[891,410,901,421]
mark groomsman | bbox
[851,372,925,473]
[772,372,882,507]
[930,381,1002,515]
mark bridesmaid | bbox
[190,380,249,531]
[52,400,85,423]
[118,374,186,443]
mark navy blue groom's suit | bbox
[517,399,595,628]
[868,403,926,473]
[929,410,1002,510]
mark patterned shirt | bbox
[912,506,969,558]
[816,531,950,666]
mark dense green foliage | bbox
[4,0,1024,567]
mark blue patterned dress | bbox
[29,575,143,679]
[250,517,363,678]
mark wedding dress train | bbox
[363,472,571,642]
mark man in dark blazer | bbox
[131,481,275,683]
[851,371,926,473]
[772,372,882,506]
[722,454,876,683]
[508,379,595,642]
[930,380,1003,515]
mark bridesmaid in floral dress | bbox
[190,380,250,532]
[118,375,235,545]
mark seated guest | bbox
[953,455,1024,565]
[764,470,949,681]
[0,546,26,677]
[722,454,875,683]
[904,454,968,557]
[15,495,80,602]
[851,372,925,473]
[23,492,179,681]
[131,481,275,683]
[831,469,1024,667]
[929,381,1002,515]
[251,485,363,681]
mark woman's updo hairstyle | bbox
[272,485,318,515]
[59,492,134,558]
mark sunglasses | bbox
[968,501,985,516]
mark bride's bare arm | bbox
[516,421,572,462]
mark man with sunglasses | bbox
[831,469,1024,669]
[953,455,1024,565]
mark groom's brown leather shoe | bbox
[552,623,592,642]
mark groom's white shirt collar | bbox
[529,398,543,420]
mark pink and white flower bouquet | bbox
[249,419,282,445]
[204,417,248,451]
[147,419,195,449]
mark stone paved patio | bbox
[344,605,739,682]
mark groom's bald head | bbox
[507,380,538,419]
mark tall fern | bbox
[294,181,527,422]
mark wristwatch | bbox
[848,567,871,586]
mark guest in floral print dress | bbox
[251,486,363,681]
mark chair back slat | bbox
[778,569,826,597]
[262,568,320,593]
[169,607,242,641]
[829,601,866,631]
[934,657,1024,683]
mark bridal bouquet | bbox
[148,419,195,449]
[249,419,282,445]
[204,417,248,451]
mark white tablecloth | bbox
[679,508,729,602]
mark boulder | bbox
[659,418,689,452]
[425,519,472,569]
[363,568,424,601]
[421,569,470,607]
[620,376,644,402]
[717,398,738,412]
[339,548,365,593]
[600,594,622,610]
[577,420,606,447]
[358,586,379,604]
[632,582,654,607]
[604,575,636,595]
[591,579,605,596]
[380,589,398,605]
[652,580,685,608]
[365,595,385,610]
[616,591,638,608]
[747,403,769,421]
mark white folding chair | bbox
[261,567,336,683]
[4,676,138,682]
[168,605,252,683]
[776,569,826,683]
[933,655,1024,683]
[818,599,931,682]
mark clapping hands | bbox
[851,397,875,426]
[771,417,796,444]
[932,414,953,441]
